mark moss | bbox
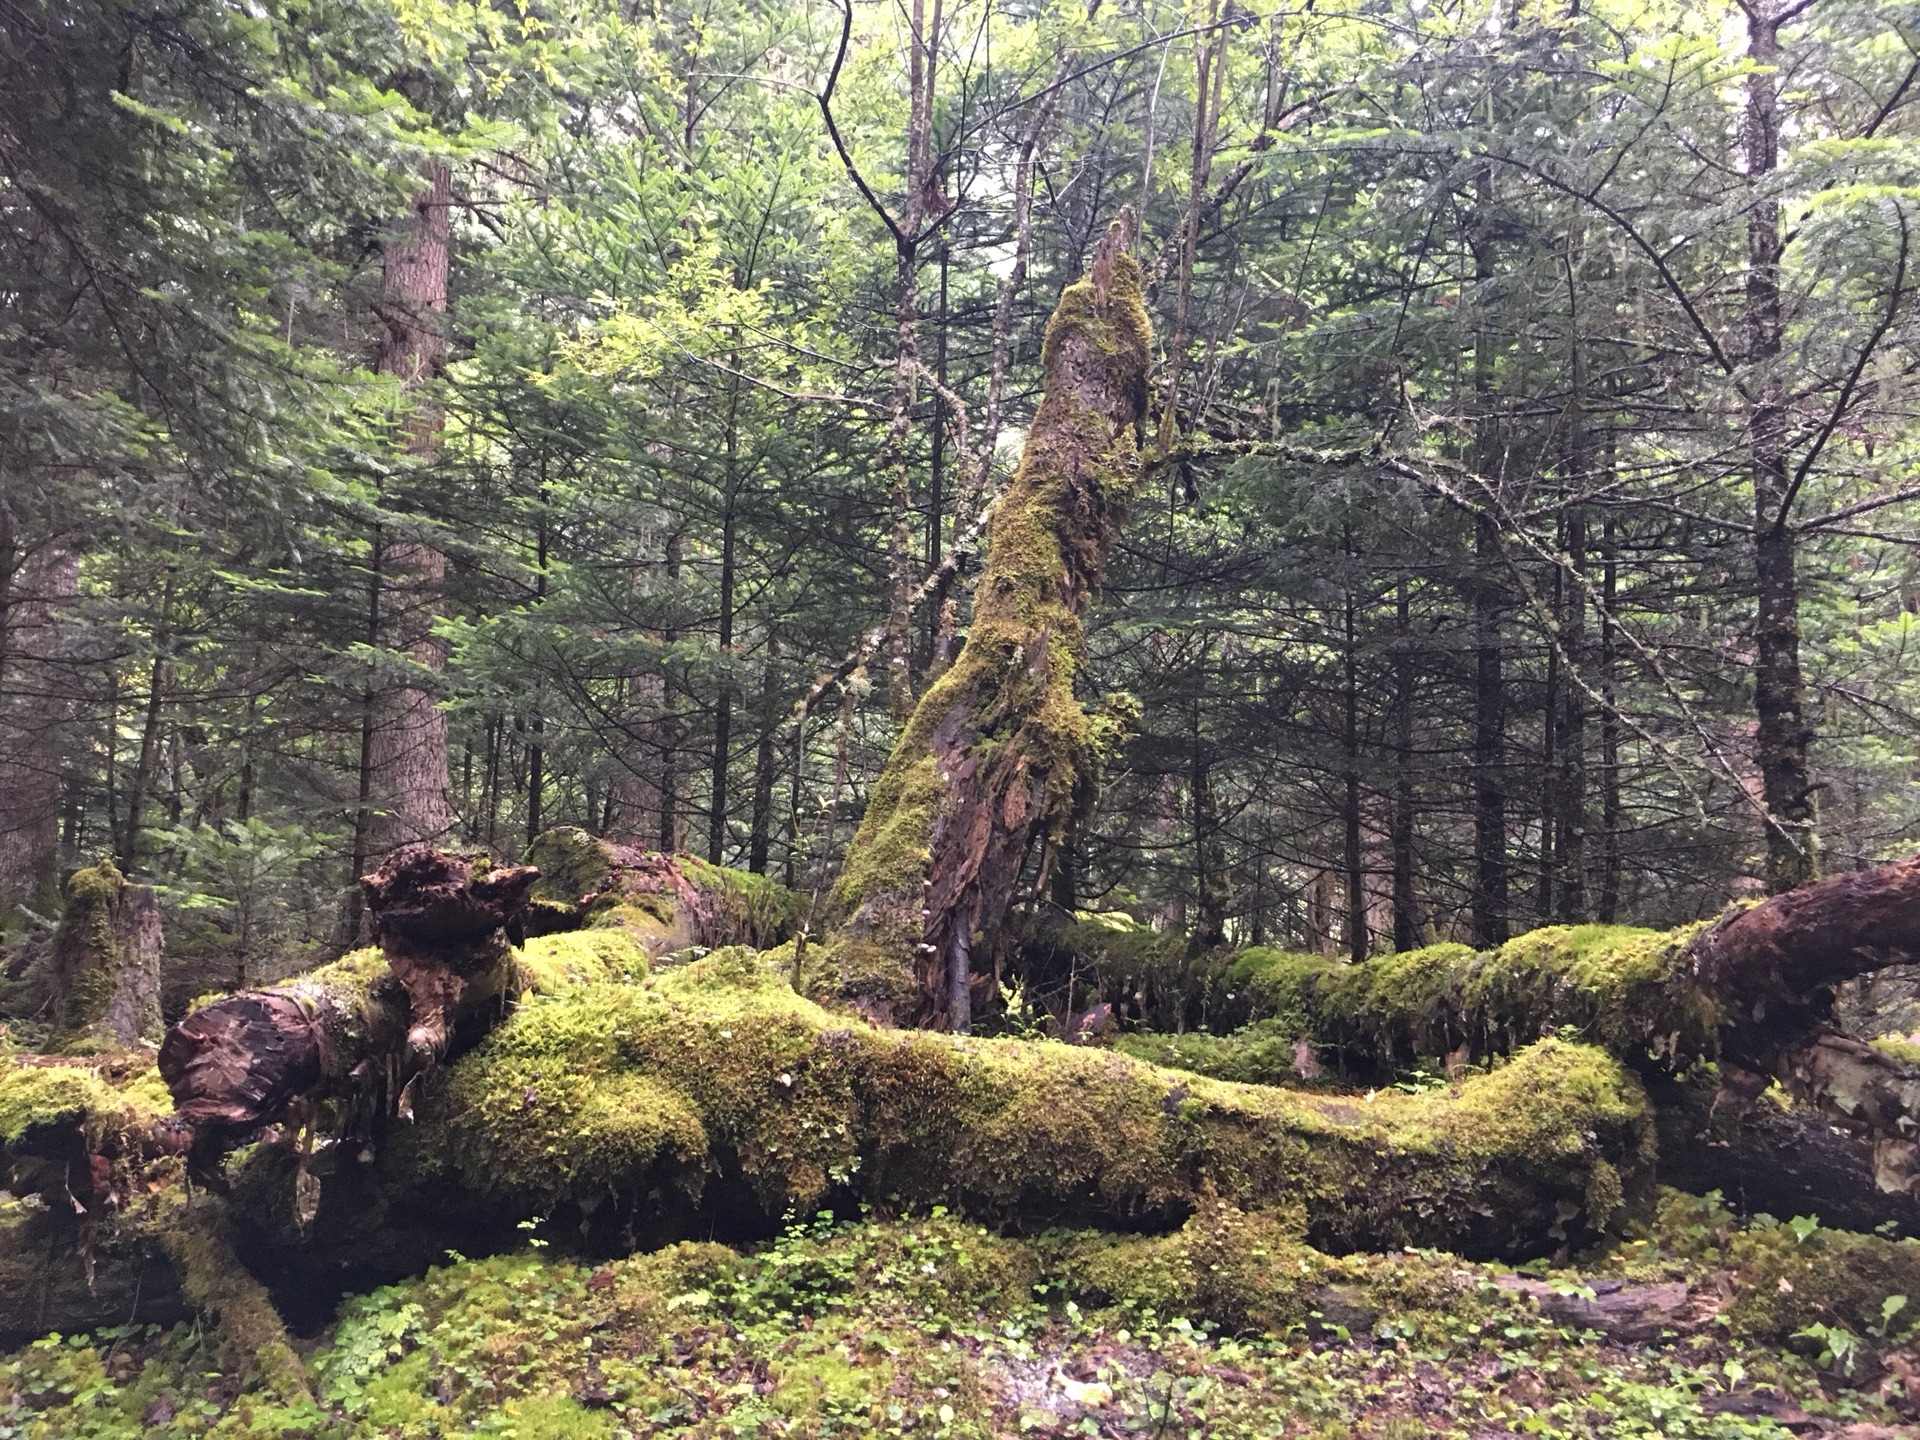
[1041,1196,1322,1331]
[1112,1019,1309,1086]
[828,246,1153,1009]
[1725,1222,1920,1340]
[524,826,614,907]
[514,928,647,993]
[46,862,161,1050]
[1225,923,1719,1080]
[155,1193,313,1406]
[1872,1035,1920,1064]
[0,1053,170,1148]
[397,960,1652,1256]
[524,829,799,961]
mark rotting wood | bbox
[828,211,1152,1027]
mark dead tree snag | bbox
[47,861,162,1050]
[828,212,1151,1027]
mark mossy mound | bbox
[1111,1018,1314,1086]
[365,954,1654,1259]
[1638,1189,1920,1343]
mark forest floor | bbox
[3,1192,1918,1439]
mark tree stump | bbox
[48,862,162,1049]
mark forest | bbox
[4,0,1920,1431]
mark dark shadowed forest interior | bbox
[6,0,1920,1432]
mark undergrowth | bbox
[4,1193,1917,1438]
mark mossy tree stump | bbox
[48,861,162,1050]
[828,214,1152,1029]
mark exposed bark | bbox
[363,848,539,1060]
[1651,1070,1920,1237]
[828,214,1151,1026]
[48,861,162,1049]
[159,848,534,1149]
[367,162,456,859]
[1494,1274,1698,1342]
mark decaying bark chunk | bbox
[159,848,535,1152]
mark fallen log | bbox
[1213,860,1920,1214]
[214,949,1656,1272]
[523,827,797,957]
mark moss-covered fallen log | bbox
[215,948,1655,1270]
[1175,860,1920,1219]
[524,827,798,956]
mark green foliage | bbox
[13,1200,1919,1436]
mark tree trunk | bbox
[746,647,781,875]
[1191,695,1228,952]
[117,572,173,873]
[367,162,456,859]
[1391,580,1421,952]
[1471,512,1509,948]
[1745,6,1817,894]
[1599,512,1622,920]
[828,215,1152,1025]
[1342,565,1367,963]
[1556,510,1588,921]
[48,861,163,1049]
[0,533,77,917]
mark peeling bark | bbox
[159,848,534,1150]
[828,213,1151,1025]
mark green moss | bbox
[397,960,1651,1254]
[1112,1020,1309,1085]
[1872,1035,1920,1064]
[1041,1196,1323,1331]
[515,928,647,993]
[1225,923,1718,1079]
[156,1194,313,1406]
[524,826,613,907]
[0,1054,170,1147]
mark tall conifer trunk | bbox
[828,216,1150,1026]
[1743,5,1817,892]
[0,528,76,914]
[367,162,455,858]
